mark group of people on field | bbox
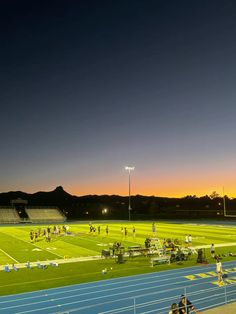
[88,223,137,238]
[184,234,192,246]
[29,225,69,242]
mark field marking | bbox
[76,234,109,245]
[0,248,19,263]
[76,233,142,250]
[0,230,64,259]
[1,222,236,312]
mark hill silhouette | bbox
[0,186,235,220]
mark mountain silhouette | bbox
[0,187,233,220]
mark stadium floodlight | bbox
[125,166,135,221]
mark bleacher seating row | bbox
[0,207,20,223]
[0,206,66,223]
[26,207,66,223]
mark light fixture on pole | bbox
[125,166,135,221]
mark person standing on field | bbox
[132,226,136,238]
[105,225,109,236]
[184,234,189,247]
[210,243,215,258]
[188,235,192,246]
[152,222,156,236]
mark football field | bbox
[1,220,236,296]
[1,220,236,264]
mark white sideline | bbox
[1,241,236,271]
[0,255,103,270]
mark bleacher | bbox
[25,206,66,223]
[0,206,21,223]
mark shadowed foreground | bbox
[203,302,236,314]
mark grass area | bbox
[1,220,236,296]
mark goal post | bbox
[222,187,236,218]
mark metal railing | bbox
[58,281,236,314]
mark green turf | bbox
[0,221,236,296]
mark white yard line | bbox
[0,248,19,263]
[1,231,64,259]
[194,242,236,249]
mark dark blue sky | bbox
[1,0,236,196]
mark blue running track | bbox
[0,261,236,314]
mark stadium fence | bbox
[59,281,236,314]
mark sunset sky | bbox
[1,1,236,197]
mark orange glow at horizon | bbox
[66,173,236,198]
[32,163,236,198]
[68,186,236,198]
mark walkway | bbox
[203,302,236,314]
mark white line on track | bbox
[1,262,235,310]
[2,278,224,314]
[1,261,236,314]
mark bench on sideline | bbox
[151,255,170,266]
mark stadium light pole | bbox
[125,166,135,221]
[223,186,226,216]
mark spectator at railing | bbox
[179,295,197,314]
[169,302,179,314]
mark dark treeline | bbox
[0,186,235,220]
